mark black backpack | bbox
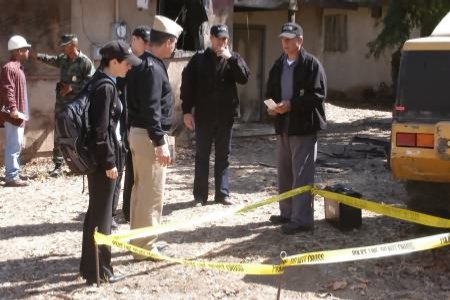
[56,77,114,175]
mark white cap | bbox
[152,15,183,38]
[8,35,31,51]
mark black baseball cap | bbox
[279,22,303,39]
[210,24,229,38]
[100,40,141,66]
[132,26,151,43]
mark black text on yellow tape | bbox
[282,232,450,266]
[94,232,283,275]
[313,188,450,228]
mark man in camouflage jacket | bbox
[37,34,95,177]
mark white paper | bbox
[1,106,29,121]
[264,99,277,110]
[16,112,29,121]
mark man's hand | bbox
[274,100,291,114]
[9,109,19,119]
[183,113,195,130]
[106,167,118,179]
[155,143,171,167]
[267,108,278,116]
[59,83,73,97]
[216,46,232,60]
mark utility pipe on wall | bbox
[288,0,298,23]
[115,0,119,22]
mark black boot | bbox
[49,164,63,178]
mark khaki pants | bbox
[129,127,166,259]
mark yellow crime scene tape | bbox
[95,232,284,275]
[237,185,312,213]
[95,230,450,275]
[110,185,312,242]
[312,188,450,228]
[282,232,450,267]
[110,205,246,242]
[93,185,450,276]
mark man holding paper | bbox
[0,35,32,187]
[265,22,327,234]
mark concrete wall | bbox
[71,0,157,60]
[322,7,391,97]
[234,6,391,101]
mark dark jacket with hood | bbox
[89,71,127,171]
[265,47,327,135]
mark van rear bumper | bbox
[391,122,450,182]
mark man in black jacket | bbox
[117,25,152,225]
[181,24,250,207]
[127,16,182,260]
[265,22,327,234]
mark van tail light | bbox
[396,132,434,148]
[396,133,416,147]
[416,133,434,148]
[394,105,405,112]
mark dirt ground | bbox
[1,102,449,300]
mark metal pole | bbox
[276,251,287,300]
[94,227,100,287]
[276,273,283,300]
[288,0,299,23]
[288,10,296,23]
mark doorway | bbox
[233,25,265,122]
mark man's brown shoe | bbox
[4,179,29,187]
[215,197,233,205]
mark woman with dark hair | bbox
[79,40,141,285]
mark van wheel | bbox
[404,181,450,218]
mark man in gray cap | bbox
[36,34,95,177]
[266,22,327,234]
[181,24,250,207]
[127,15,182,260]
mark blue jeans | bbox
[194,119,233,201]
[4,122,24,182]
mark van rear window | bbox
[396,51,450,120]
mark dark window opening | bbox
[324,14,348,53]
[395,51,450,121]
[158,0,208,51]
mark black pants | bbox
[193,119,233,201]
[80,167,116,281]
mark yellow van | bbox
[390,12,450,217]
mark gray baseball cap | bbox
[279,23,303,39]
